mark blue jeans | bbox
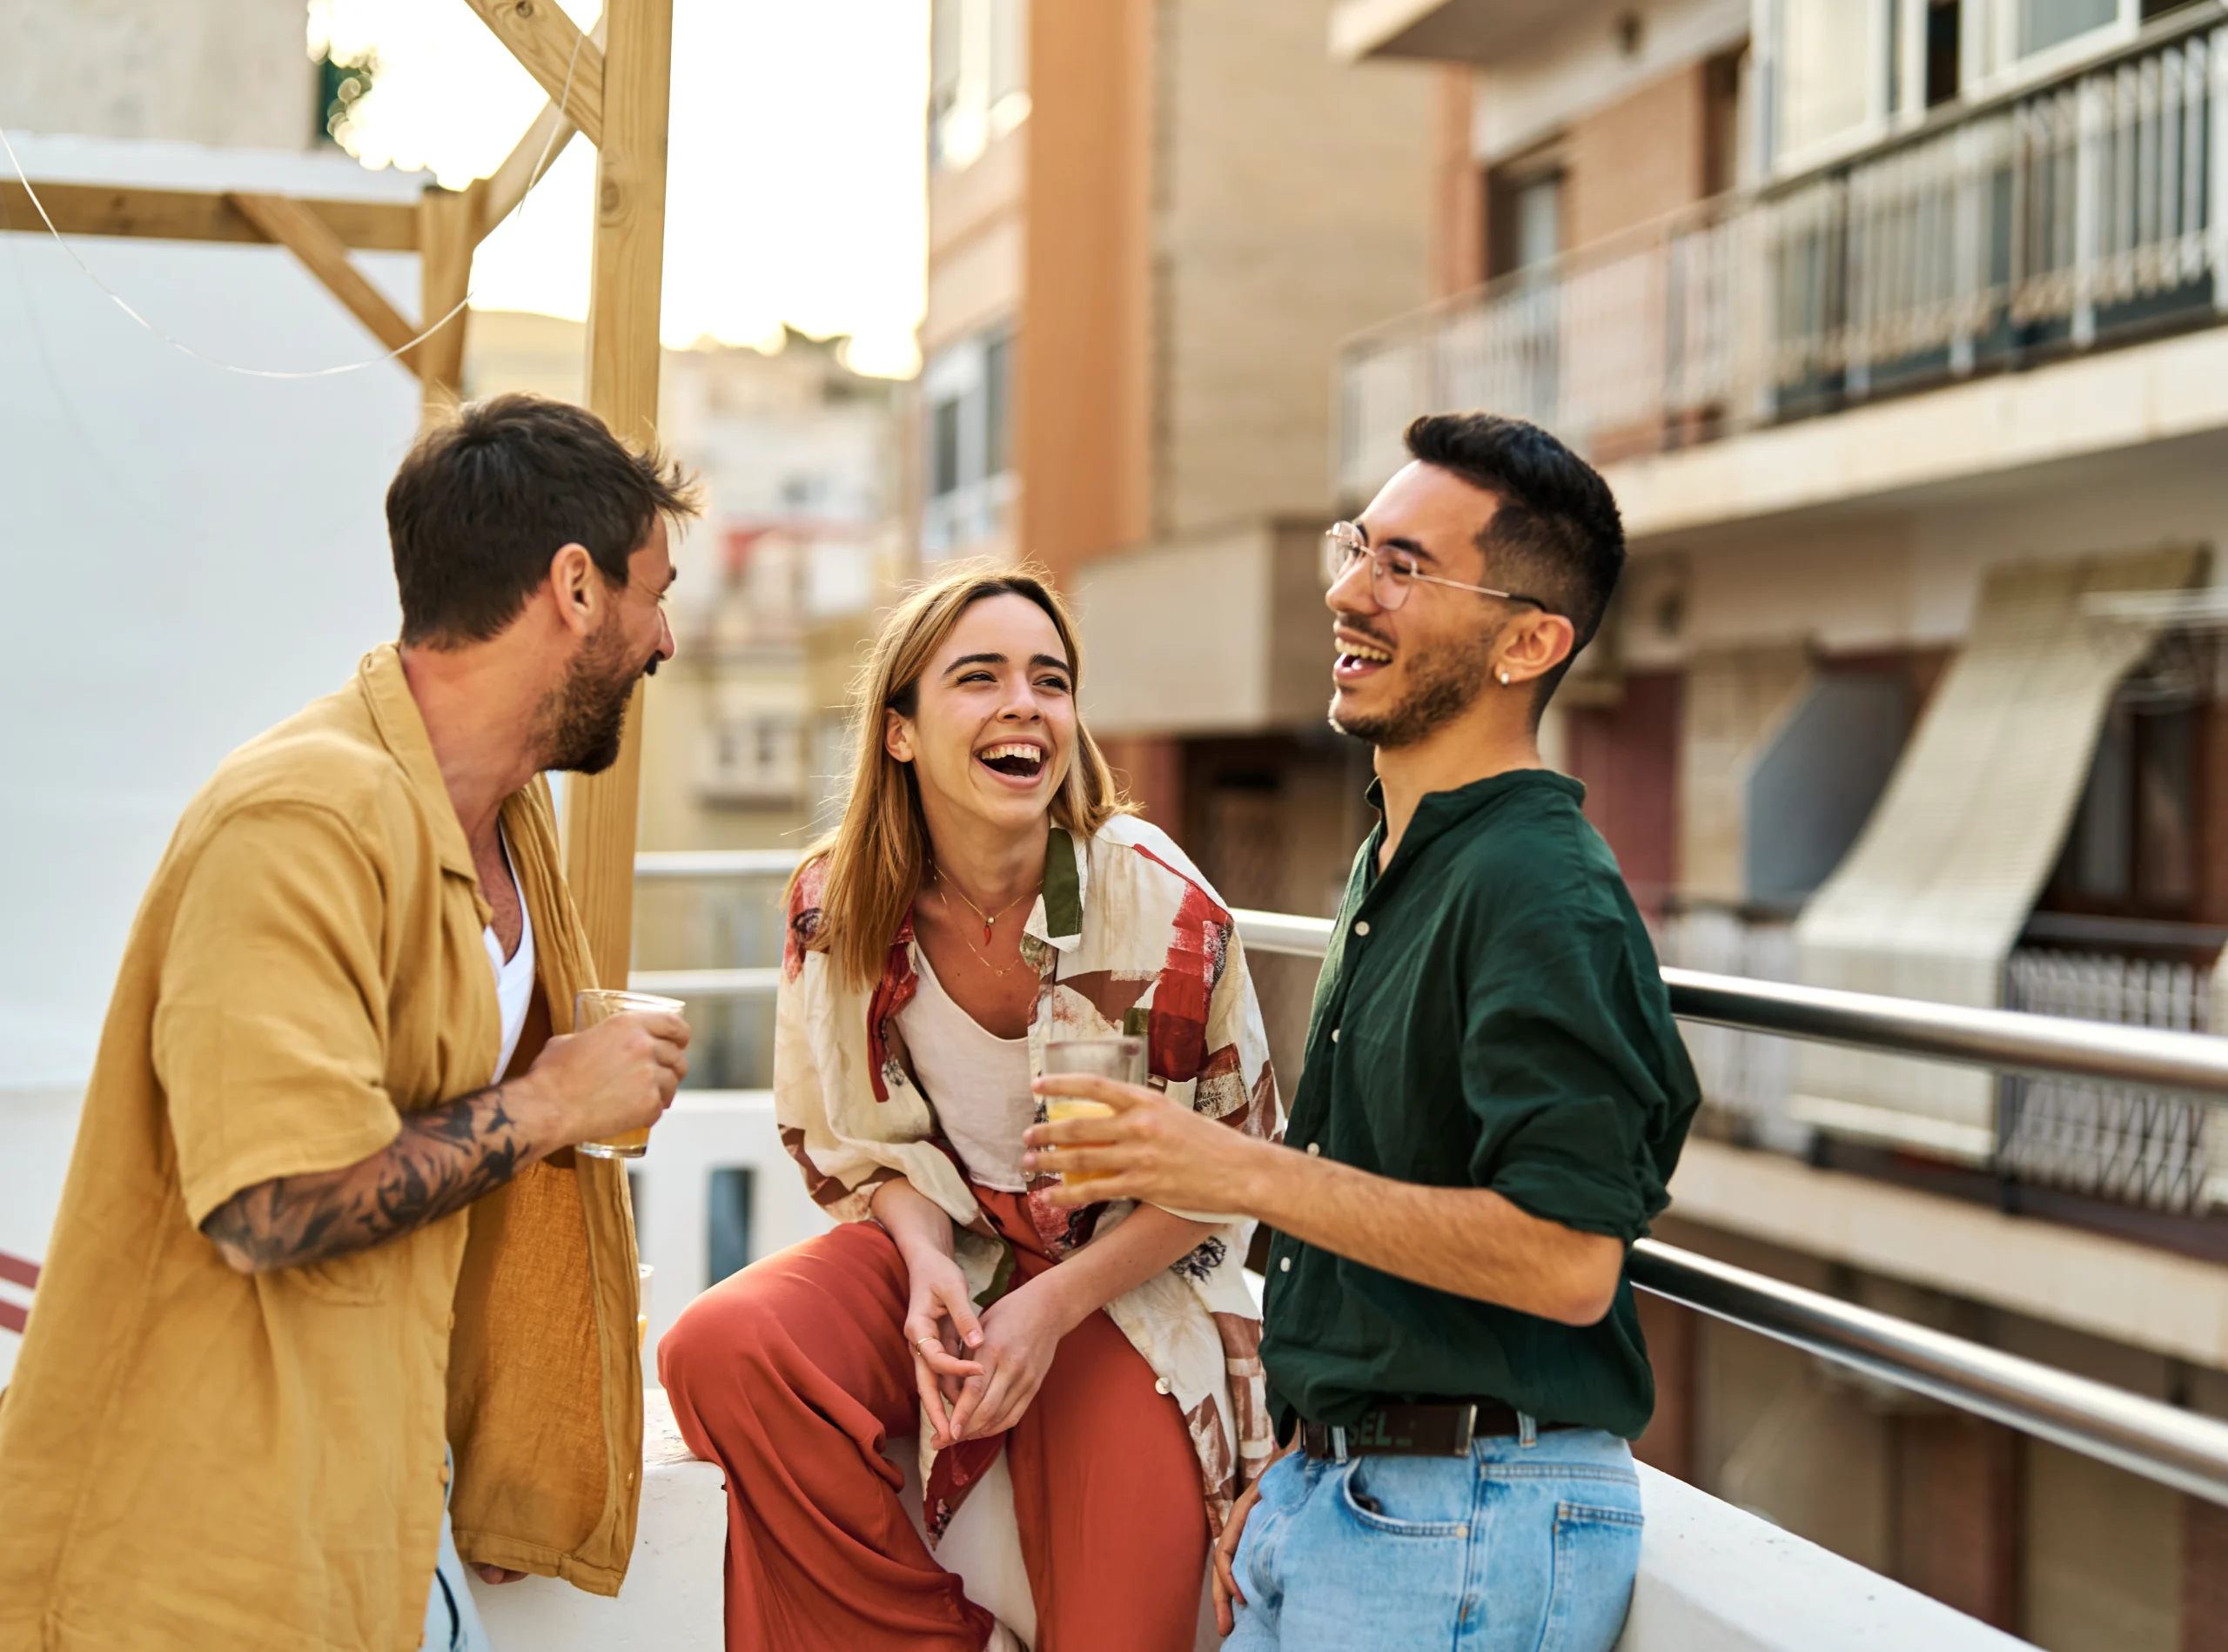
[1225,1425,1643,1652]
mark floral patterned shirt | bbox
[776,814,1281,1533]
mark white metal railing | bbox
[630,847,2228,1510]
[2002,948,2220,1212]
[1337,17,2228,496]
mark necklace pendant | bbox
[983,922,995,945]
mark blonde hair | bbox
[792,562,1133,988]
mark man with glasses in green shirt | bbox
[1023,413,1699,1652]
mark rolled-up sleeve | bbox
[1460,917,1674,1244]
[153,803,401,1227]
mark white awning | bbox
[1791,547,2205,1158]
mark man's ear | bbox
[548,543,601,638]
[1499,611,1576,688]
[883,706,916,765]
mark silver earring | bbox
[1497,668,1512,686]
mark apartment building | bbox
[1329,3,2228,1649]
[916,0,1439,1068]
[465,312,903,1089]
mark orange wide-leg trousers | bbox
[658,1186,1208,1652]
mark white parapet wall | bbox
[473,1395,2035,1650]
[1619,1465,2033,1652]
[467,1390,728,1652]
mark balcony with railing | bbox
[14,854,2225,1645]
[1663,903,2228,1228]
[439,850,2228,1649]
[1337,14,2228,502]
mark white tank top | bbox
[896,944,1037,1191]
[481,829,536,1085]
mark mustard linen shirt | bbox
[0,646,646,1652]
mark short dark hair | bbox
[388,393,701,647]
[1403,412,1625,703]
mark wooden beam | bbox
[228,191,424,364]
[468,101,575,244]
[0,181,418,251]
[466,14,607,246]
[417,187,474,417]
[460,0,605,151]
[564,0,673,990]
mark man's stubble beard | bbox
[538,614,643,775]
[1327,620,1501,750]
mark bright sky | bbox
[313,0,929,378]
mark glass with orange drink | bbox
[1042,1034,1146,1187]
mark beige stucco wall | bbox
[2,0,316,151]
[1678,644,1814,905]
[1152,0,1436,541]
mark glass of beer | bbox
[1042,1034,1146,1187]
[574,988,687,1159]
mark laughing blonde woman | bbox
[659,565,1279,1652]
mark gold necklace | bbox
[931,868,1038,979]
[934,867,1037,946]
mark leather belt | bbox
[1297,1400,1580,1460]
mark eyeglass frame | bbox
[1321,521,1554,614]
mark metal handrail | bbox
[632,847,2228,1505]
[1633,1241,2228,1508]
[630,856,2228,1103]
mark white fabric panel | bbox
[1792,547,2204,1155]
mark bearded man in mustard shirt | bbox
[0,394,698,1652]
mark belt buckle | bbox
[1448,1401,1477,1455]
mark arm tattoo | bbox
[200,1085,534,1273]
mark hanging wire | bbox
[0,17,587,381]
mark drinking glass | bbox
[574,988,687,1159]
[636,1263,654,1351]
[1041,1034,1145,1186]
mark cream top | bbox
[896,944,1037,1191]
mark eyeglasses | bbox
[1321,521,1551,614]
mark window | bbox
[2019,0,2116,54]
[2049,695,2198,913]
[921,323,1017,557]
[982,331,1012,480]
[708,1168,755,1287]
[699,715,805,806]
[1775,0,1882,158]
[930,0,1030,171]
[1926,1,1962,107]
[1486,155,1564,282]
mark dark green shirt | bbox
[1261,769,1701,1440]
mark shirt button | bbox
[1354,921,1371,937]
[1279,1257,1292,1273]
[1306,1143,1321,1156]
[1330,1028,1340,1044]
[1154,1377,1171,1395]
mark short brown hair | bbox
[388,393,700,647]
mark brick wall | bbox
[1097,735,1185,836]
[1632,1293,1698,1481]
[2185,1495,2228,1652]
[1890,1414,2020,1630]
[1565,670,1682,919]
[1567,63,1709,251]
[1432,65,1486,299]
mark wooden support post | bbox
[460,0,606,149]
[417,187,473,420]
[228,191,423,364]
[564,0,674,989]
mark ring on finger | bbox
[916,1335,942,1355]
